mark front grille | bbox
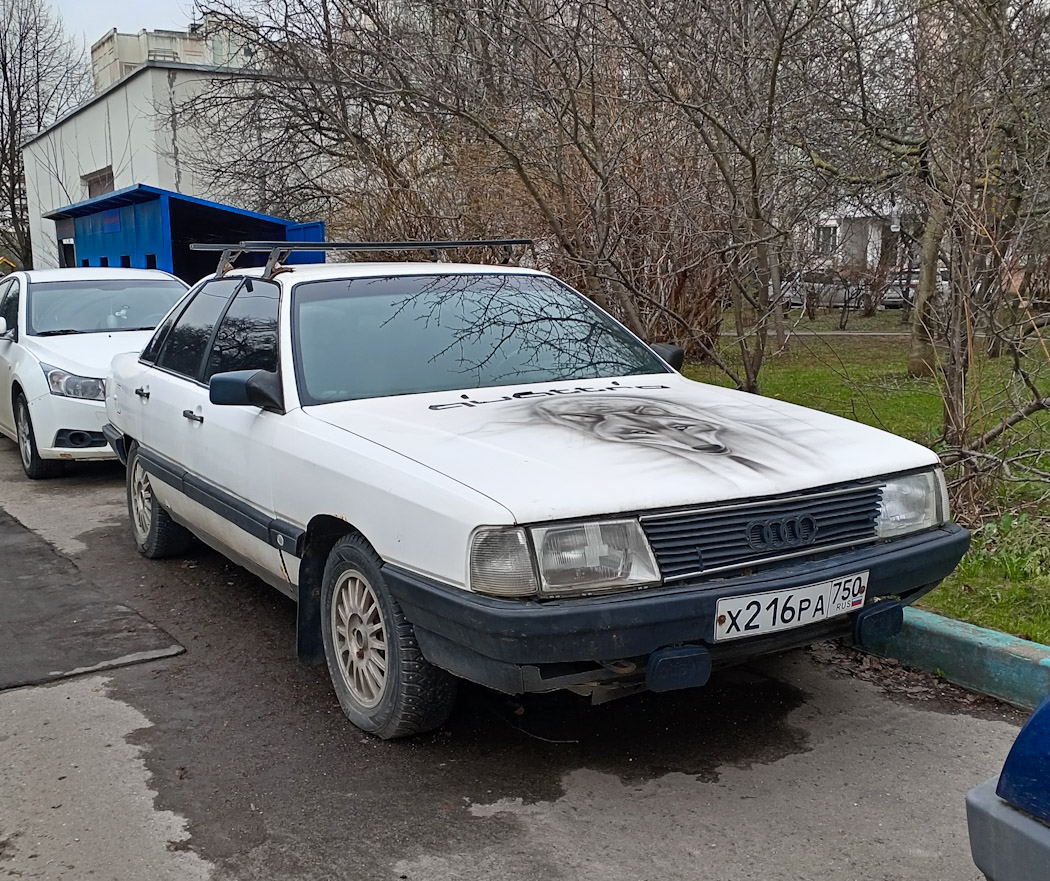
[640,484,883,582]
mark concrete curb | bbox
[863,608,1050,710]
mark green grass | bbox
[922,515,1050,644]
[684,326,1050,644]
[781,307,911,334]
[686,334,945,442]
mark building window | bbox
[120,255,131,267]
[83,167,115,198]
[82,259,90,267]
[145,254,157,269]
[815,225,838,255]
[99,256,109,267]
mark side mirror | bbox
[0,317,9,338]
[209,369,284,412]
[651,342,685,371]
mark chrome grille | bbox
[639,484,883,582]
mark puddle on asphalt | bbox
[412,665,811,803]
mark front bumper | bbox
[385,524,970,694]
[967,776,1050,881]
[30,393,116,462]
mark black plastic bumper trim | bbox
[101,423,128,465]
[385,524,969,677]
[137,445,305,557]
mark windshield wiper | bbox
[34,329,82,336]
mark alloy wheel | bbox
[131,459,154,542]
[331,569,388,708]
[15,402,31,469]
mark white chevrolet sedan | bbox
[0,268,188,478]
[105,247,969,739]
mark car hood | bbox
[304,374,940,523]
[25,331,154,378]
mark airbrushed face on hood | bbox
[307,375,939,522]
[428,382,828,477]
[534,396,741,460]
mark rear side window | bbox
[156,279,241,379]
[204,279,281,380]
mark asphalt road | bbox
[0,437,1022,881]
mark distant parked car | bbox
[967,694,1050,880]
[885,267,950,309]
[0,268,188,478]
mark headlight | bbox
[40,363,106,401]
[469,528,539,597]
[876,469,947,538]
[531,519,660,596]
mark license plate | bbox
[714,571,869,642]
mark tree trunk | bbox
[908,202,945,377]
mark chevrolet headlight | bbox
[531,519,660,596]
[40,363,106,401]
[876,469,948,538]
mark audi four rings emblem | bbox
[746,515,818,551]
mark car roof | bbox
[223,261,545,287]
[21,268,185,284]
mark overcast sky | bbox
[54,0,195,45]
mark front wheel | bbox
[321,535,457,738]
[14,394,61,479]
[126,442,192,558]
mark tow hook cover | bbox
[853,600,904,647]
[645,645,712,693]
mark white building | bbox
[90,15,248,94]
[22,61,222,269]
[22,55,323,281]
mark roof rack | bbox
[188,239,534,279]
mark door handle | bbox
[135,387,149,399]
[182,410,204,423]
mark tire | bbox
[126,442,192,558]
[321,534,457,739]
[14,394,62,479]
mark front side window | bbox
[0,280,17,332]
[204,278,280,379]
[156,279,241,379]
[292,273,669,404]
[27,279,187,336]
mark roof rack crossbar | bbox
[189,239,534,279]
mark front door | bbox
[145,276,287,590]
[0,278,20,435]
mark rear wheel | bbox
[126,442,191,558]
[321,534,457,738]
[14,394,61,479]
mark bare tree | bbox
[616,0,845,391]
[175,0,740,373]
[0,0,86,267]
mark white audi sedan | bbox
[104,244,969,739]
[0,268,188,478]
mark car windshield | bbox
[28,279,187,335]
[292,273,669,403]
